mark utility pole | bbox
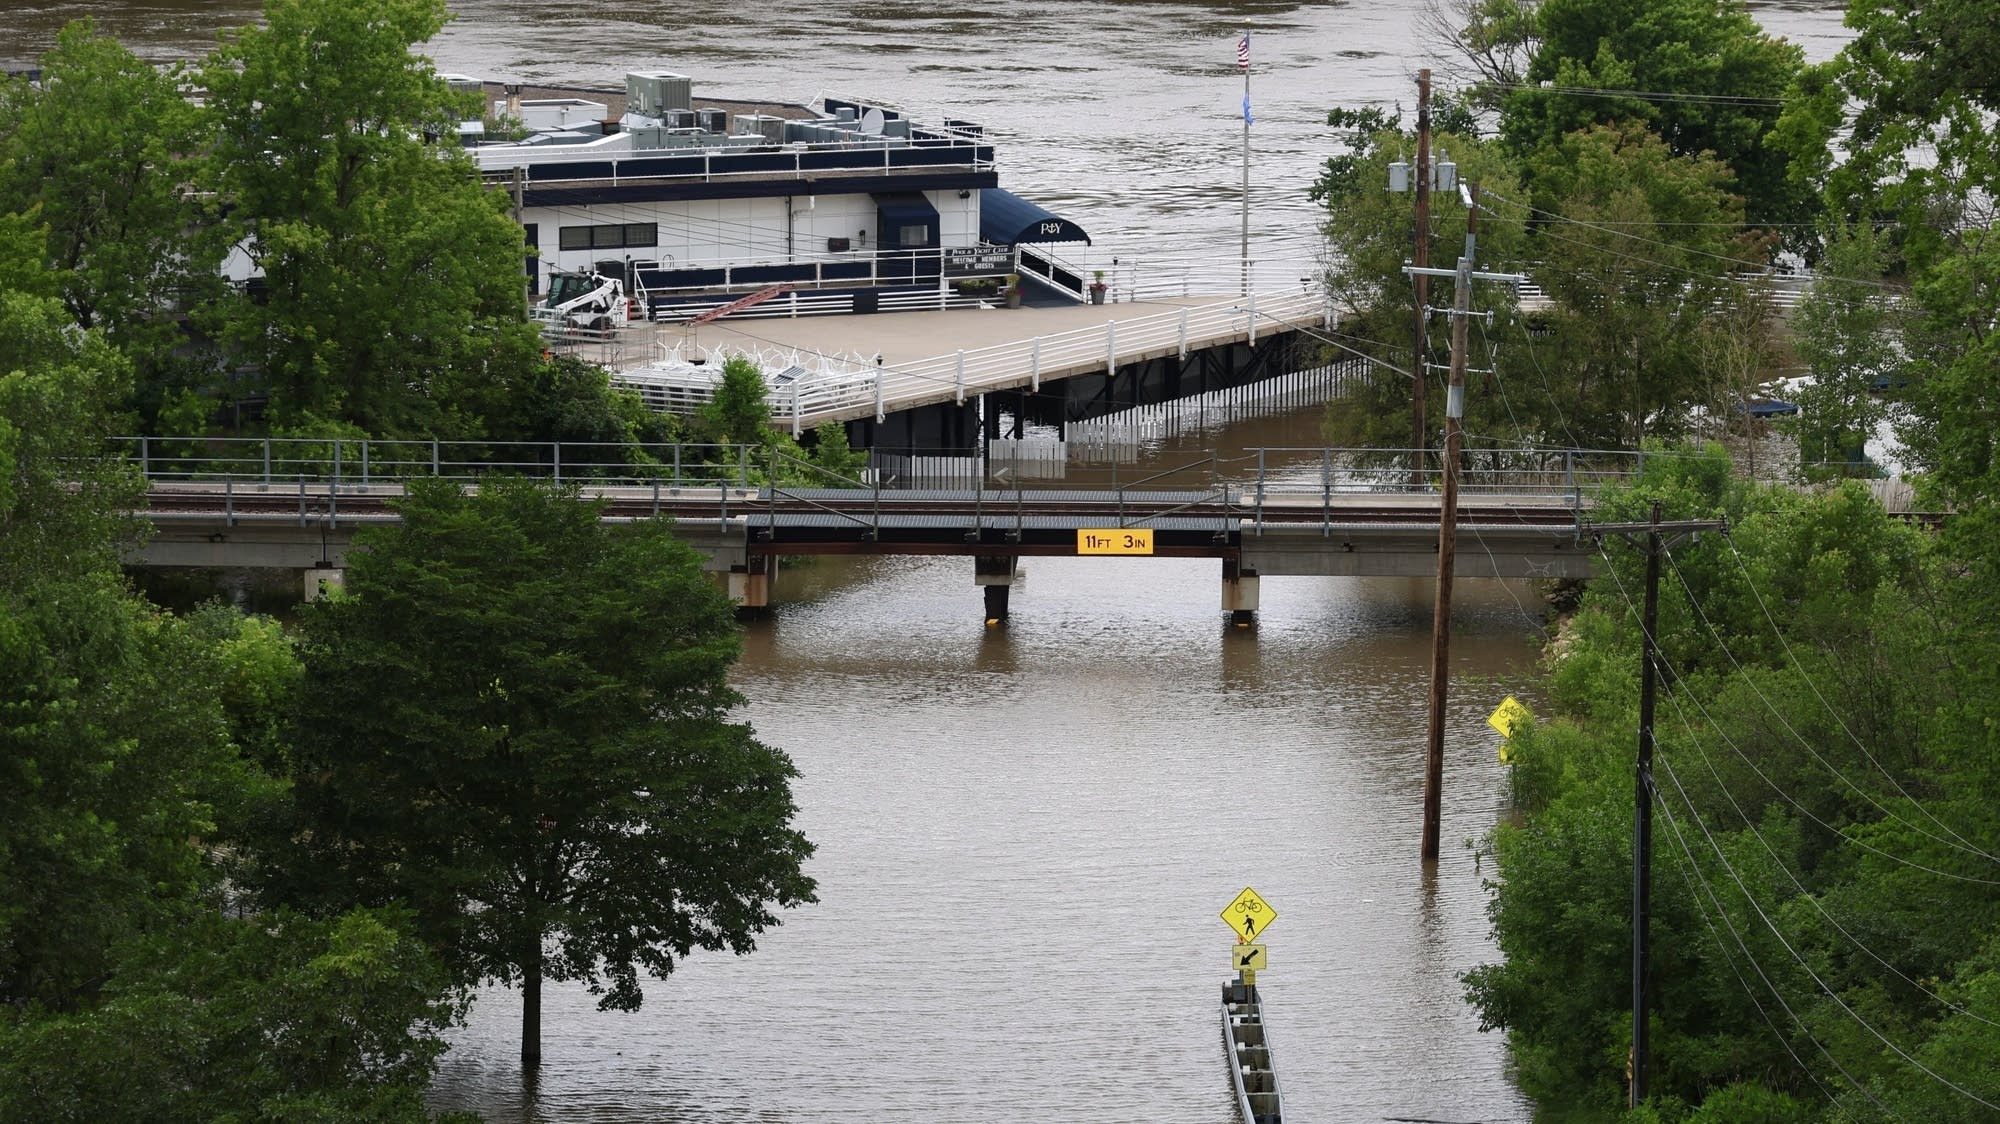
[1407,184,1521,865]
[1582,506,1726,1106]
[1633,499,1661,1107]
[1411,69,1432,486]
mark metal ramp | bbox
[686,283,796,326]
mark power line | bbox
[1652,784,1875,1110]
[1479,80,1793,108]
[1652,748,2000,1113]
[1663,542,2000,866]
[1656,684,2000,1031]
[1477,189,1913,302]
[1593,543,2000,886]
[1598,550,1989,1112]
[1718,535,1996,863]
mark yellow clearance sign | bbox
[1077,528,1154,555]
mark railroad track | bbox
[142,485,1585,529]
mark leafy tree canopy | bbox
[200,0,544,437]
[1491,0,1817,232]
[276,477,817,1063]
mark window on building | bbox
[558,222,659,252]
[898,223,930,246]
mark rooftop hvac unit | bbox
[625,71,692,115]
[784,120,816,143]
[834,106,858,123]
[663,108,697,130]
[736,114,787,144]
[697,108,729,133]
[882,118,912,139]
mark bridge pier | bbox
[975,554,1018,623]
[728,555,776,612]
[304,566,345,602]
[1222,559,1260,626]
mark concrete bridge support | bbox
[1222,559,1260,626]
[727,554,776,612]
[304,567,345,601]
[975,554,1018,622]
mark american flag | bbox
[1237,32,1250,70]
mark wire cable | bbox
[1593,542,2000,886]
[1656,683,2000,1030]
[1652,779,1870,1110]
[1596,549,1971,1112]
[1653,748,1998,1112]
[1663,542,2000,866]
[1718,535,1996,863]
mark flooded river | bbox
[12,1,1853,1119]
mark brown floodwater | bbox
[11,2,1853,1119]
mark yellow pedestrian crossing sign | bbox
[1221,887,1277,941]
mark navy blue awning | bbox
[980,188,1091,245]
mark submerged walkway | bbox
[609,291,1331,431]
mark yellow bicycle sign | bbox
[1221,886,1277,941]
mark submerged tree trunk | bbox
[522,936,543,1067]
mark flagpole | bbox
[1240,28,1251,296]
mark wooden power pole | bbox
[1411,69,1432,487]
[1407,185,1520,865]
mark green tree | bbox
[0,909,469,1124]
[1496,0,1817,232]
[1467,445,2000,1119]
[0,213,234,1009]
[279,477,816,1065]
[0,21,223,408]
[1,214,461,1117]
[200,0,542,437]
[1518,124,1765,448]
[1787,223,1910,474]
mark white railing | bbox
[757,291,1330,432]
[475,132,994,184]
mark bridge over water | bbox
[126,438,1635,617]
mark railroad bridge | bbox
[127,439,1625,619]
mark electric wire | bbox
[1476,80,1794,108]
[1476,189,1912,303]
[1591,542,1895,1112]
[1652,746,1997,1112]
[1718,534,1992,862]
[1654,676,2000,1030]
[1590,543,2000,885]
[1652,779,1868,1110]
[1596,549,1961,1115]
[1651,752,1908,1118]
[1661,543,2000,866]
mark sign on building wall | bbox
[943,247,1013,277]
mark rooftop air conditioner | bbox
[625,71,692,115]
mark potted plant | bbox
[1088,269,1108,305]
[1004,273,1023,309]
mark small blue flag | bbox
[1243,94,1254,126]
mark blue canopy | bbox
[980,188,1091,245]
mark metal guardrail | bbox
[124,438,1653,536]
[786,290,1331,431]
